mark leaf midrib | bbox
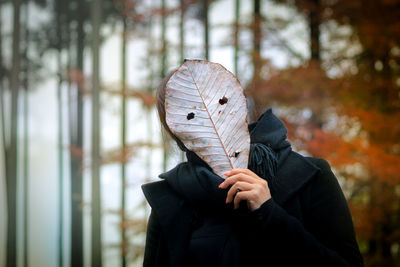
[187,63,234,169]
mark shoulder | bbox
[305,157,333,173]
[304,157,340,187]
[302,157,348,207]
[275,152,345,208]
[142,181,195,267]
[142,180,185,213]
[141,180,171,203]
[142,180,170,197]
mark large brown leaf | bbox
[165,59,250,178]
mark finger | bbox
[219,173,256,189]
[224,168,253,176]
[226,181,253,203]
[233,191,252,209]
[225,168,259,179]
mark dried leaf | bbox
[165,59,250,178]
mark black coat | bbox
[142,152,364,267]
[142,110,363,267]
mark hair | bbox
[156,69,188,152]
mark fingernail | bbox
[224,172,229,176]
[218,183,223,188]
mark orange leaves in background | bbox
[344,107,400,147]
[254,60,400,186]
[251,61,334,109]
[252,0,400,261]
[307,129,362,166]
[366,145,400,185]
[306,128,400,185]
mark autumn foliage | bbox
[251,0,400,265]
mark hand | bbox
[219,168,271,211]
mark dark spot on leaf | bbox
[230,151,240,157]
[187,112,195,120]
[218,110,221,114]
[219,96,228,105]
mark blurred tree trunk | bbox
[161,0,168,172]
[248,0,263,119]
[233,0,240,76]
[309,0,320,61]
[179,0,185,63]
[70,1,85,266]
[91,0,102,265]
[307,0,322,126]
[160,0,166,78]
[66,10,74,267]
[55,0,65,266]
[145,1,155,220]
[0,10,5,245]
[6,0,22,266]
[22,1,30,267]
[65,3,74,266]
[203,0,209,60]
[120,9,127,267]
[252,0,262,86]
[0,2,7,172]
[0,3,6,148]
[146,0,155,91]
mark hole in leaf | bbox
[234,151,240,157]
[187,112,195,120]
[219,96,228,105]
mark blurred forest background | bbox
[0,0,399,266]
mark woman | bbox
[142,68,364,267]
